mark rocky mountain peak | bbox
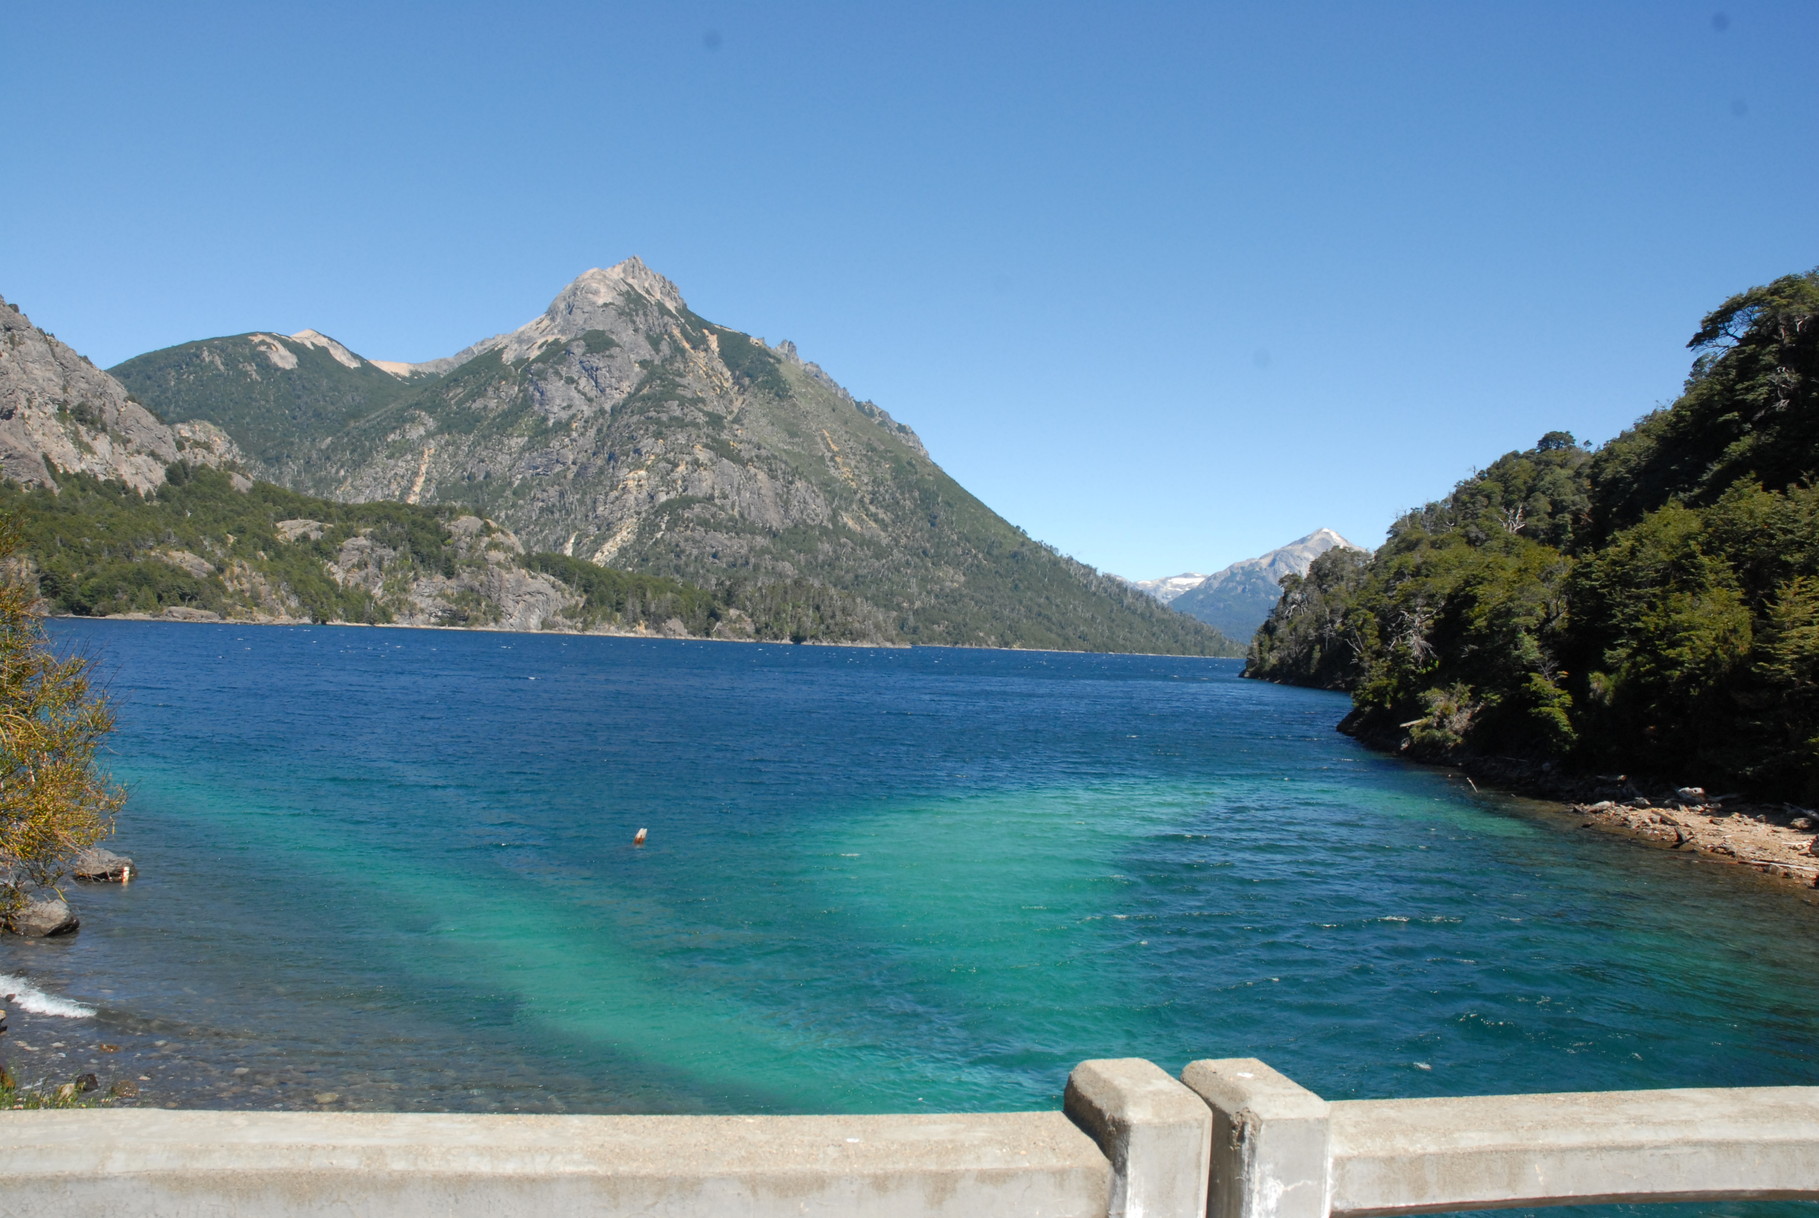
[538,258,688,338]
[1298,527,1350,551]
[556,257,686,314]
[95,273,1234,656]
[1252,529,1360,582]
[424,257,693,370]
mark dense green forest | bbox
[1248,269,1819,798]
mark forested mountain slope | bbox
[1247,269,1819,798]
[111,328,431,482]
[115,260,1238,655]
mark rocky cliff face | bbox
[0,297,238,493]
[309,260,935,571]
[318,514,576,631]
[116,260,1236,654]
[0,298,625,637]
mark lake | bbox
[4,619,1817,1134]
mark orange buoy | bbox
[633,828,648,846]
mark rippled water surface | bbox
[6,620,1818,1135]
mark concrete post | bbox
[1180,1058,1330,1218]
[1064,1058,1212,1218]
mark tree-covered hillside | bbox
[111,331,432,479]
[1248,269,1819,798]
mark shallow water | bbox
[5,621,1817,1140]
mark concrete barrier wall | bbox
[0,1109,1110,1218]
[1327,1086,1819,1216]
[6,1059,1819,1218]
[1184,1058,1819,1218]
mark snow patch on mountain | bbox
[1130,571,1212,604]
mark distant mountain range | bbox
[0,261,1240,654]
[1126,529,1362,641]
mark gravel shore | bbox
[1565,794,1819,892]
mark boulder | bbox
[4,886,79,936]
[72,847,134,882]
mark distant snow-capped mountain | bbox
[1134,529,1363,642]
[1128,570,1212,604]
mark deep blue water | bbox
[5,620,1818,1138]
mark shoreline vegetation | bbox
[1245,268,1819,882]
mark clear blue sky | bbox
[6,2,1816,578]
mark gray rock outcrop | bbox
[4,886,79,937]
[72,847,134,882]
[290,262,961,599]
[0,297,241,492]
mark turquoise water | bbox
[5,619,1819,1129]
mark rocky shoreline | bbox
[1440,753,1819,898]
[1560,792,1819,892]
[1333,710,1819,899]
[0,1004,145,1107]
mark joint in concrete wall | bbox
[1065,1058,1212,1218]
[1181,1058,1331,1218]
